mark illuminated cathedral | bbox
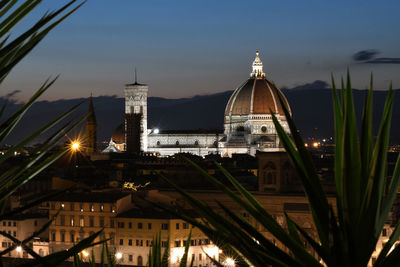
[104,51,291,157]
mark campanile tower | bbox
[124,73,148,152]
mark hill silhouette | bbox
[1,81,399,145]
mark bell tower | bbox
[124,70,148,153]
[85,95,97,154]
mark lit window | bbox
[79,216,84,227]
[61,203,65,209]
[90,204,94,212]
[100,204,104,212]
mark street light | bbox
[71,140,80,151]
[16,246,22,253]
[115,252,122,260]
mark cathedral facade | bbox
[104,51,291,157]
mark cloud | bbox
[353,50,400,64]
[353,50,380,61]
[365,58,400,64]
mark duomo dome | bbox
[223,51,291,155]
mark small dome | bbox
[225,51,291,118]
[111,123,125,144]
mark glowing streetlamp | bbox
[224,257,235,267]
[16,246,22,253]
[71,140,80,151]
[81,250,89,257]
[115,252,123,260]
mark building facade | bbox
[105,51,291,157]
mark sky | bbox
[2,0,400,101]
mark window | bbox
[70,216,75,226]
[198,239,203,245]
[199,253,202,260]
[34,220,37,226]
[162,241,168,247]
[137,256,143,266]
[110,219,115,228]
[79,232,86,242]
[157,141,161,146]
[100,204,104,212]
[128,239,132,246]
[183,223,189,229]
[89,216,94,227]
[176,223,180,230]
[190,239,196,246]
[51,203,55,210]
[175,240,181,247]
[60,215,65,226]
[129,254,133,262]
[118,222,125,228]
[148,223,152,229]
[183,240,187,246]
[261,126,267,132]
[2,242,6,248]
[2,221,5,226]
[70,231,75,243]
[111,205,115,213]
[138,222,142,229]
[146,240,151,247]
[128,222,132,229]
[161,223,168,230]
[8,221,11,226]
[79,216,84,227]
[99,217,104,227]
[13,222,16,227]
[61,231,65,242]
[110,233,115,245]
[70,203,74,211]
[194,140,199,146]
[39,249,44,257]
[80,203,83,212]
[136,239,143,246]
[204,239,210,245]
[383,228,387,237]
[192,254,195,261]
[119,239,124,245]
[176,141,179,145]
[51,232,56,242]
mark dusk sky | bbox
[2,0,400,101]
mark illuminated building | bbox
[105,51,291,157]
[0,213,48,258]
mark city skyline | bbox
[1,0,400,102]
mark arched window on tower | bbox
[262,161,276,185]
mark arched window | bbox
[263,162,277,185]
[156,141,160,146]
[194,140,199,146]
[137,255,143,266]
[176,141,180,146]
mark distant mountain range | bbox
[2,80,400,145]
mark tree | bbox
[0,1,103,265]
[159,73,400,266]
